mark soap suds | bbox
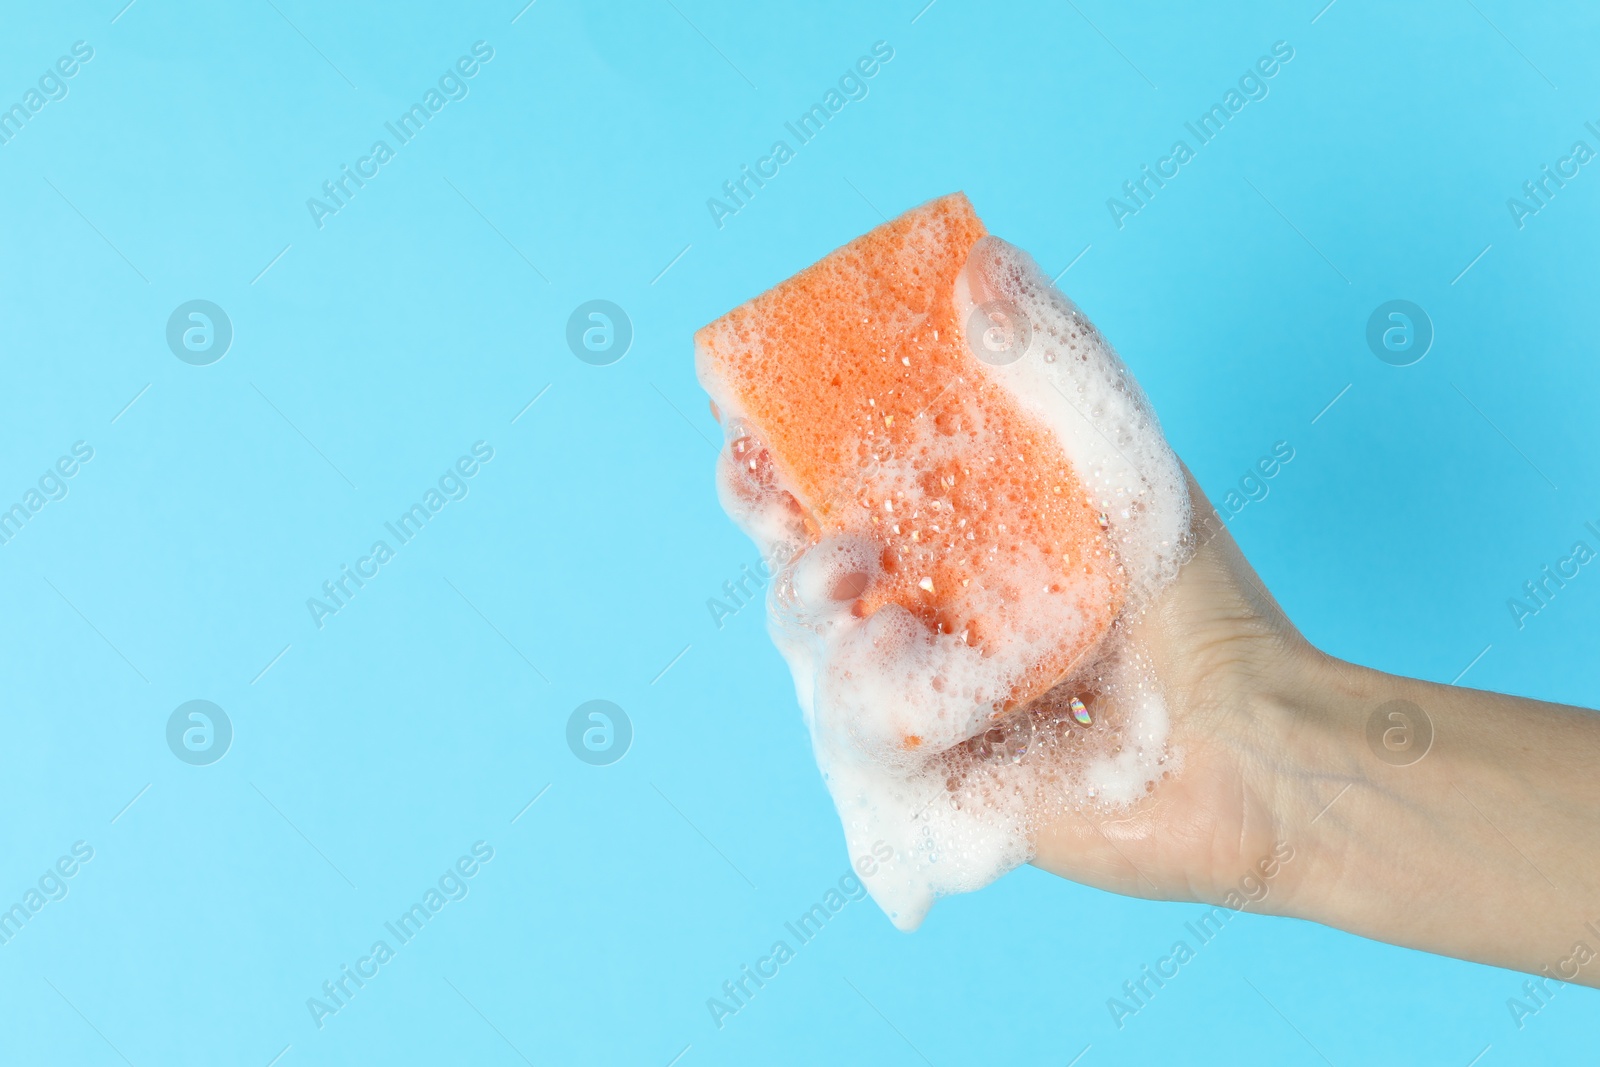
[702,223,1190,930]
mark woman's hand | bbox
[1031,469,1600,988]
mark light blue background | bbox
[0,0,1595,1063]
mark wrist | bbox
[1156,639,1361,917]
[1230,648,1377,924]
[1246,649,1600,985]
[1203,643,1408,927]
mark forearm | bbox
[1261,652,1600,986]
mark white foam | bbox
[707,235,1191,930]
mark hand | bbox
[1030,466,1321,907]
[1032,469,1600,988]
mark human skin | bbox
[1031,470,1600,988]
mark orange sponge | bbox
[695,193,1119,723]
